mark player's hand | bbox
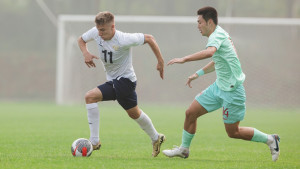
[84,52,99,68]
[167,58,186,65]
[186,73,199,88]
[157,60,164,79]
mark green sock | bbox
[251,128,268,143]
[180,130,195,148]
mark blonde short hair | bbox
[95,11,114,25]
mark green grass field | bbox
[0,102,299,169]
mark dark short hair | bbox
[197,7,218,25]
[95,11,114,25]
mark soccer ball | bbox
[71,138,93,157]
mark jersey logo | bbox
[99,39,104,47]
[112,45,119,51]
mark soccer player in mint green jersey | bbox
[77,11,165,157]
[163,7,280,162]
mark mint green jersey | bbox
[206,25,245,91]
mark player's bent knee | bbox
[85,92,95,104]
[125,106,140,119]
[226,131,239,139]
[85,88,103,104]
[85,92,93,103]
[185,109,191,117]
[185,109,197,120]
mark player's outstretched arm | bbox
[144,34,164,79]
[77,36,99,68]
[167,47,216,65]
[186,61,215,88]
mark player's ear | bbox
[208,19,212,26]
[209,19,215,27]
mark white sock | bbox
[134,110,159,143]
[86,103,100,145]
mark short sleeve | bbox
[81,27,98,42]
[206,30,226,50]
[120,32,145,48]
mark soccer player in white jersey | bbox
[162,7,280,161]
[77,11,165,157]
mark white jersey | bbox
[81,27,145,82]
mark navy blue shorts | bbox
[97,77,137,110]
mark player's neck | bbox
[106,29,116,41]
[207,25,217,37]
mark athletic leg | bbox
[85,87,103,149]
[224,121,255,140]
[182,99,208,147]
[224,122,274,143]
[127,105,160,142]
[224,122,280,161]
[112,77,165,156]
[113,77,161,143]
[163,100,208,158]
[222,84,280,161]
[184,99,208,134]
[127,105,165,157]
[163,83,221,158]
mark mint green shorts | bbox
[195,82,246,124]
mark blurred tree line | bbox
[0,0,299,101]
[0,0,299,53]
